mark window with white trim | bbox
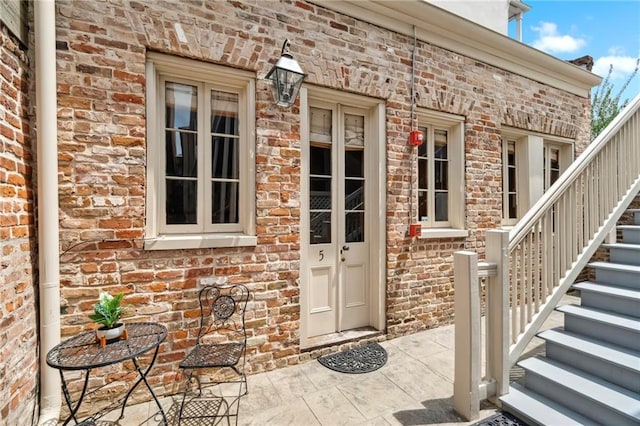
[417,110,467,238]
[544,143,561,191]
[501,130,573,225]
[145,52,256,250]
[502,139,518,225]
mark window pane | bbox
[211,136,239,179]
[345,212,364,243]
[418,190,428,221]
[435,192,448,221]
[309,108,333,246]
[166,179,197,224]
[417,127,428,157]
[310,178,331,209]
[211,91,239,135]
[434,130,447,159]
[165,82,197,131]
[345,180,364,210]
[310,212,331,244]
[435,161,448,190]
[344,114,364,147]
[310,145,331,175]
[310,173,331,245]
[345,150,363,178]
[310,107,332,142]
[211,181,239,224]
[166,131,197,177]
[508,194,517,219]
[418,158,428,189]
[508,166,517,192]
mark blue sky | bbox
[509,1,640,102]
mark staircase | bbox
[500,207,640,425]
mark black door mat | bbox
[317,342,387,373]
[471,412,528,426]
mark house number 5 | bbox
[319,250,324,261]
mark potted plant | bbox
[90,291,126,342]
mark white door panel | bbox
[303,102,372,339]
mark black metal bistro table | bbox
[46,322,168,425]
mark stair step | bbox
[602,242,640,266]
[557,304,640,351]
[587,261,640,289]
[573,281,640,316]
[500,383,598,426]
[539,328,640,392]
[518,357,640,426]
[619,224,640,243]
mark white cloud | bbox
[531,21,586,54]
[592,55,640,80]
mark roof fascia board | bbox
[310,0,601,97]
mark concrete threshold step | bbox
[518,357,640,425]
[501,383,598,426]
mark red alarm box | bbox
[409,130,424,146]
[409,223,422,237]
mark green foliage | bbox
[591,59,639,140]
[89,291,124,329]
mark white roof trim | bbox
[310,0,601,97]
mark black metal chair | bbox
[177,283,249,425]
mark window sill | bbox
[144,233,257,250]
[419,228,469,239]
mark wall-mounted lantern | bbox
[266,39,306,108]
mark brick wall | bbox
[0,21,38,425]
[50,0,591,415]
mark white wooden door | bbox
[304,104,370,337]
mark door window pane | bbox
[345,212,364,243]
[345,150,364,178]
[344,114,364,147]
[310,145,331,175]
[345,180,364,210]
[310,138,332,244]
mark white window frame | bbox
[416,109,467,239]
[502,138,519,226]
[144,52,256,250]
[501,127,573,225]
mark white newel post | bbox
[485,229,510,401]
[453,250,480,420]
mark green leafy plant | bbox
[89,291,125,329]
[591,59,639,140]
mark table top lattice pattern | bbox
[47,322,167,370]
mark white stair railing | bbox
[454,93,640,420]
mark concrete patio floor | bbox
[96,295,575,426]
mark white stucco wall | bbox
[426,0,510,34]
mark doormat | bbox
[471,412,527,426]
[318,342,387,374]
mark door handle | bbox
[342,245,349,251]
